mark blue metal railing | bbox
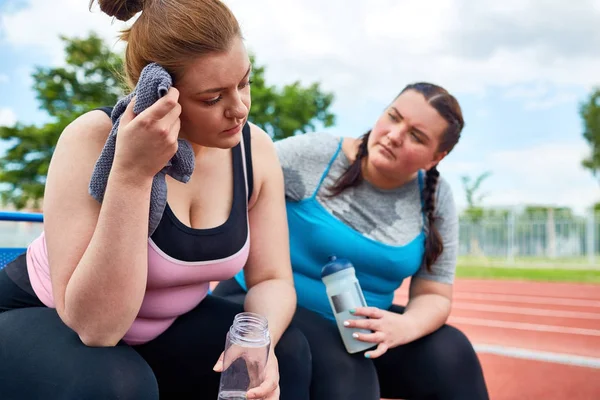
[0,211,44,268]
[0,211,44,223]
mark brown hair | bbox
[91,0,242,89]
[328,83,464,271]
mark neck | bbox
[189,141,209,158]
[362,158,418,190]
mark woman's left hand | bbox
[344,306,418,359]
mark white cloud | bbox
[457,142,599,213]
[503,83,582,110]
[0,108,17,127]
[3,0,600,105]
[505,83,551,100]
[0,74,8,84]
[226,0,600,108]
[2,0,599,213]
[524,92,580,110]
[364,0,457,55]
[1,0,130,64]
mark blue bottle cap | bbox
[321,255,354,278]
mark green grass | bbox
[456,265,600,283]
[458,255,596,266]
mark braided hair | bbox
[328,83,464,271]
[327,130,371,197]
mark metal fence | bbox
[458,211,599,267]
[2,211,599,268]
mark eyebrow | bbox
[391,106,429,139]
[195,64,252,95]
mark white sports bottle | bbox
[321,255,376,354]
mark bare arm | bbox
[401,277,453,342]
[402,176,457,341]
[242,124,296,347]
[46,93,181,346]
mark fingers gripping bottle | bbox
[217,312,271,400]
[321,255,376,354]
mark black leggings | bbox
[0,258,311,400]
[214,278,490,400]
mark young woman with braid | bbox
[214,82,490,399]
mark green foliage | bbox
[0,33,123,209]
[461,171,492,222]
[248,55,335,141]
[0,33,336,209]
[580,88,600,180]
[522,206,574,219]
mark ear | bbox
[425,151,447,170]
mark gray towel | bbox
[89,63,195,236]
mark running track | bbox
[210,279,600,399]
[390,278,600,400]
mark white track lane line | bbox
[454,293,600,307]
[449,316,600,336]
[474,344,600,369]
[395,293,600,307]
[451,303,600,319]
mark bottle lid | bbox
[321,255,354,278]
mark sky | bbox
[0,0,599,214]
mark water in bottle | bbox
[217,312,271,399]
[321,255,376,354]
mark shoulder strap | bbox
[418,169,427,227]
[240,123,253,203]
[95,106,113,119]
[311,137,343,198]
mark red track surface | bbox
[211,278,600,399]
[391,279,600,399]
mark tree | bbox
[0,32,336,210]
[580,88,600,182]
[460,171,492,256]
[248,55,335,141]
[522,206,574,219]
[461,171,492,223]
[0,33,124,210]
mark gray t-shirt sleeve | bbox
[414,177,458,284]
[274,133,341,201]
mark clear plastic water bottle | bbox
[321,255,376,354]
[217,312,271,400]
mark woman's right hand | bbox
[113,87,182,180]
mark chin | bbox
[371,153,395,169]
[214,131,243,149]
[183,133,242,150]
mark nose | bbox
[386,125,407,147]
[225,92,248,121]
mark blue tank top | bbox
[234,139,426,320]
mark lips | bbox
[378,143,395,159]
[222,122,243,135]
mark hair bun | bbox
[96,0,145,21]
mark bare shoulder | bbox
[56,110,113,152]
[248,122,276,155]
[46,110,113,206]
[247,122,281,208]
[248,122,279,173]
